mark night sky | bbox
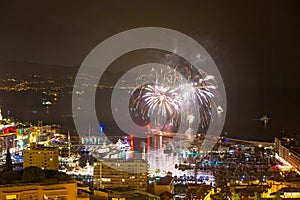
[0,1,299,141]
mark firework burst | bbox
[134,84,181,125]
[131,65,218,131]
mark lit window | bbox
[101,178,111,182]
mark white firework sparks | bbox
[131,65,218,130]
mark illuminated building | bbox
[93,159,148,192]
[0,181,78,200]
[23,143,58,170]
[94,188,160,200]
[275,137,300,171]
[0,124,59,153]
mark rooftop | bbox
[156,176,174,185]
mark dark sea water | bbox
[0,87,299,142]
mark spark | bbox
[131,65,218,130]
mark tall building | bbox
[93,159,148,192]
[23,143,58,170]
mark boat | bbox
[115,138,131,151]
[90,141,111,159]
